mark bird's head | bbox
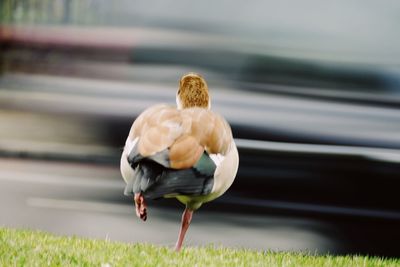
[176,73,210,110]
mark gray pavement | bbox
[0,158,339,253]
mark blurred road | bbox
[0,157,340,253]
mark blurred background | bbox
[1,0,400,257]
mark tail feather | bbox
[124,157,214,199]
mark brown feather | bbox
[129,105,232,169]
[169,135,204,169]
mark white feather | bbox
[209,153,225,167]
[210,141,239,198]
[120,137,138,184]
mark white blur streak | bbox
[236,138,400,163]
[0,170,123,189]
[26,197,131,214]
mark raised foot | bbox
[134,193,147,221]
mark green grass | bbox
[0,227,398,267]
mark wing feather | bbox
[126,105,233,170]
[169,135,204,169]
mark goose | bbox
[120,73,239,251]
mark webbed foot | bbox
[134,193,147,221]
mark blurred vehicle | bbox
[1,0,400,256]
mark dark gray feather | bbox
[124,151,216,199]
[127,142,170,168]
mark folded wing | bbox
[121,104,233,199]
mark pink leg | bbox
[175,208,193,251]
[134,193,147,221]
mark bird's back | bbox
[120,104,236,201]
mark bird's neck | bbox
[176,96,211,110]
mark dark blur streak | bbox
[241,83,400,109]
